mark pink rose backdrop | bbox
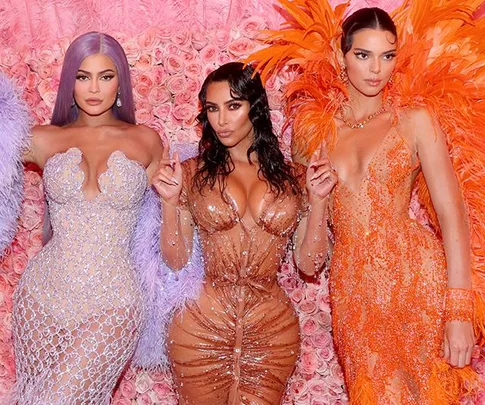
[1,0,484,403]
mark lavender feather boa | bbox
[0,73,30,257]
[131,143,204,369]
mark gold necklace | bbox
[340,105,387,129]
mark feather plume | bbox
[0,72,30,257]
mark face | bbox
[343,28,397,97]
[74,54,119,117]
[205,81,254,150]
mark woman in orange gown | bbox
[152,62,337,404]
[249,3,484,403]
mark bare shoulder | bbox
[129,123,163,150]
[400,108,438,132]
[31,125,63,158]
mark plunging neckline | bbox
[333,126,397,196]
[46,147,147,202]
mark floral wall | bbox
[0,0,484,404]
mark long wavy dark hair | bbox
[194,62,300,196]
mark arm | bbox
[412,109,474,367]
[152,145,195,270]
[293,140,337,276]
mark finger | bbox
[154,172,178,186]
[449,345,459,367]
[465,345,472,366]
[309,158,332,170]
[162,139,171,160]
[443,336,450,362]
[173,152,182,178]
[318,139,328,159]
[310,166,333,182]
[310,171,336,187]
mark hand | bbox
[152,143,183,206]
[306,140,338,203]
[442,320,475,368]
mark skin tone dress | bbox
[168,159,306,405]
[329,126,450,403]
[12,147,147,404]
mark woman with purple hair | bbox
[7,31,197,404]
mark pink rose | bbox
[290,287,304,303]
[137,29,159,51]
[152,382,174,399]
[264,75,280,92]
[165,75,187,94]
[119,379,136,399]
[134,74,153,98]
[287,378,309,397]
[301,317,319,335]
[153,103,172,120]
[10,62,29,79]
[279,275,298,292]
[135,54,153,72]
[148,88,171,105]
[24,171,42,187]
[172,103,197,126]
[240,16,267,38]
[158,26,173,41]
[268,92,282,110]
[20,205,41,232]
[311,331,331,349]
[317,293,331,312]
[0,49,21,67]
[228,38,256,57]
[200,45,218,63]
[24,90,41,108]
[305,287,318,301]
[152,48,164,65]
[124,366,136,380]
[123,40,141,64]
[36,49,55,65]
[185,78,201,94]
[136,393,153,405]
[212,29,231,49]
[135,108,154,125]
[148,370,170,382]
[111,398,132,405]
[164,55,184,74]
[316,311,332,329]
[24,183,44,202]
[164,43,180,56]
[204,65,216,78]
[180,50,197,62]
[299,299,317,315]
[308,378,330,397]
[134,373,153,394]
[217,52,232,66]
[300,351,319,374]
[172,31,192,49]
[174,91,193,105]
[151,66,167,85]
[190,27,209,51]
[111,31,128,45]
[270,110,284,127]
[184,61,203,79]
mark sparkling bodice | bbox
[20,147,148,321]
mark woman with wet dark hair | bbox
[152,62,336,403]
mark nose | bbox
[218,109,227,127]
[370,57,381,74]
[89,78,100,94]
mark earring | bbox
[339,65,348,83]
[116,93,122,108]
[71,98,76,108]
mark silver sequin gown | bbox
[12,147,147,404]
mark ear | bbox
[336,48,345,67]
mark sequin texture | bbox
[12,147,147,404]
[329,127,450,403]
[168,159,307,404]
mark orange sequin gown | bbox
[168,159,305,404]
[329,125,456,404]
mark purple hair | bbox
[51,31,135,126]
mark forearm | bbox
[160,201,191,270]
[294,199,329,276]
[438,200,472,289]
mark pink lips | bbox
[217,131,233,138]
[85,98,102,105]
[365,79,382,87]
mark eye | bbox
[354,52,369,60]
[100,74,115,81]
[206,105,217,113]
[228,102,241,110]
[76,74,89,81]
[383,53,396,61]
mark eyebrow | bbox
[353,47,397,55]
[76,69,116,75]
[206,98,243,105]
